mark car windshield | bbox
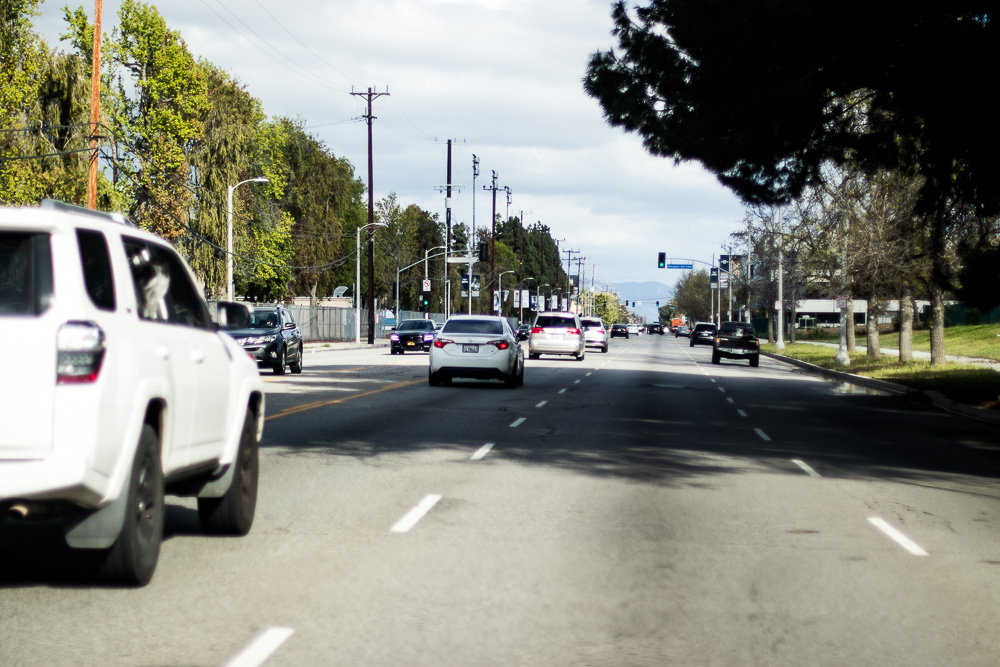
[582,319,602,328]
[442,318,503,335]
[397,320,433,331]
[250,310,279,329]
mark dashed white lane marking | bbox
[868,517,929,556]
[510,417,527,428]
[535,400,548,408]
[792,458,821,477]
[754,427,771,441]
[718,387,726,393]
[226,627,295,667]
[574,379,581,384]
[710,378,717,383]
[391,494,442,533]
[586,372,592,377]
[471,443,494,461]
[737,409,748,418]
[558,388,567,394]
[726,397,735,404]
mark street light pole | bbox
[536,283,549,313]
[498,270,514,317]
[356,222,387,344]
[519,277,534,323]
[227,177,269,301]
[775,206,785,350]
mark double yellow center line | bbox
[265,378,423,421]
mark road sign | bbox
[422,279,431,292]
[666,263,693,269]
[447,256,475,264]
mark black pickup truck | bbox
[712,321,760,367]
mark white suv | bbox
[0,200,265,585]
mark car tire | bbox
[198,407,258,536]
[576,351,585,361]
[290,345,303,374]
[100,424,164,586]
[602,345,608,353]
[749,355,760,368]
[429,370,442,386]
[273,347,286,375]
[711,350,721,364]
[529,353,539,360]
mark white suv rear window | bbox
[0,231,53,316]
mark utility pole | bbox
[351,86,389,344]
[518,210,524,319]
[484,171,501,313]
[446,139,453,319]
[86,0,103,210]
[575,257,586,314]
[563,248,580,308]
[471,154,480,242]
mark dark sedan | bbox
[390,319,437,354]
[610,323,629,339]
[226,305,303,374]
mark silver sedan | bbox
[428,315,525,387]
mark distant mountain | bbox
[609,281,674,322]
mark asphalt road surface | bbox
[3,335,1000,666]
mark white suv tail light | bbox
[57,321,106,384]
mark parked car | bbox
[712,321,761,367]
[390,318,436,354]
[429,315,524,387]
[529,312,586,360]
[581,316,610,353]
[226,305,303,374]
[689,322,718,347]
[674,325,690,338]
[0,200,265,586]
[610,323,630,339]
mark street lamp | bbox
[519,277,535,323]
[227,177,269,301]
[536,283,550,312]
[356,222,388,344]
[498,270,515,316]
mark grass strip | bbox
[763,343,1000,410]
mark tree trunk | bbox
[930,285,946,365]
[789,305,798,344]
[767,311,774,343]
[846,297,856,352]
[866,297,881,359]
[899,287,913,362]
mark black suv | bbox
[610,323,629,339]
[390,319,437,353]
[226,305,304,374]
[689,322,717,347]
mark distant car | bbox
[689,322,717,347]
[529,312,586,360]
[227,305,303,374]
[626,323,639,337]
[581,316,610,353]
[610,323,629,339]
[0,200,265,586]
[516,323,531,341]
[647,323,663,335]
[674,325,690,338]
[390,318,436,354]
[429,315,524,387]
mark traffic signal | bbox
[478,242,489,262]
[657,252,666,268]
[656,301,660,306]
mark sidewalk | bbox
[303,339,389,353]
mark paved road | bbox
[3,335,1000,665]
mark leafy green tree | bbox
[585,1,998,362]
[0,0,45,203]
[672,269,710,322]
[103,0,209,239]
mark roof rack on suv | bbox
[39,198,135,227]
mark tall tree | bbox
[585,1,998,363]
[0,0,44,203]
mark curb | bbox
[762,351,1000,426]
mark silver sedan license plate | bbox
[462,344,479,353]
